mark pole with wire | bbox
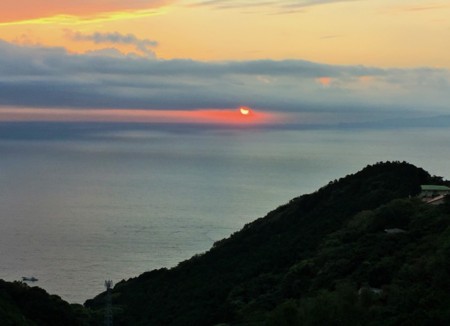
[104,280,113,326]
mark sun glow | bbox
[0,107,285,125]
[239,106,251,116]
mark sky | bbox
[0,0,449,126]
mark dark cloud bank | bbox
[0,39,449,126]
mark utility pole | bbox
[104,280,113,326]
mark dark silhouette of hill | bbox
[0,280,89,325]
[2,161,450,325]
[84,161,450,325]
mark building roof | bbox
[421,185,450,191]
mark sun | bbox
[239,106,251,116]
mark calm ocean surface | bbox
[1,125,449,303]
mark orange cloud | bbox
[316,76,333,87]
[0,0,172,23]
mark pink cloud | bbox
[0,0,172,23]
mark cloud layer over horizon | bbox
[0,39,449,125]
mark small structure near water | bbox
[420,185,450,205]
[420,185,450,198]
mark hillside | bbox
[85,161,450,325]
[2,162,449,325]
[0,280,90,326]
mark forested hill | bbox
[2,162,449,325]
[0,279,89,325]
[85,161,450,325]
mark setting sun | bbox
[239,106,251,116]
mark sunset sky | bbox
[0,0,449,125]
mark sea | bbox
[0,122,449,303]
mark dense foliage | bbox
[85,161,450,325]
[0,280,90,325]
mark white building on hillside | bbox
[420,185,450,204]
